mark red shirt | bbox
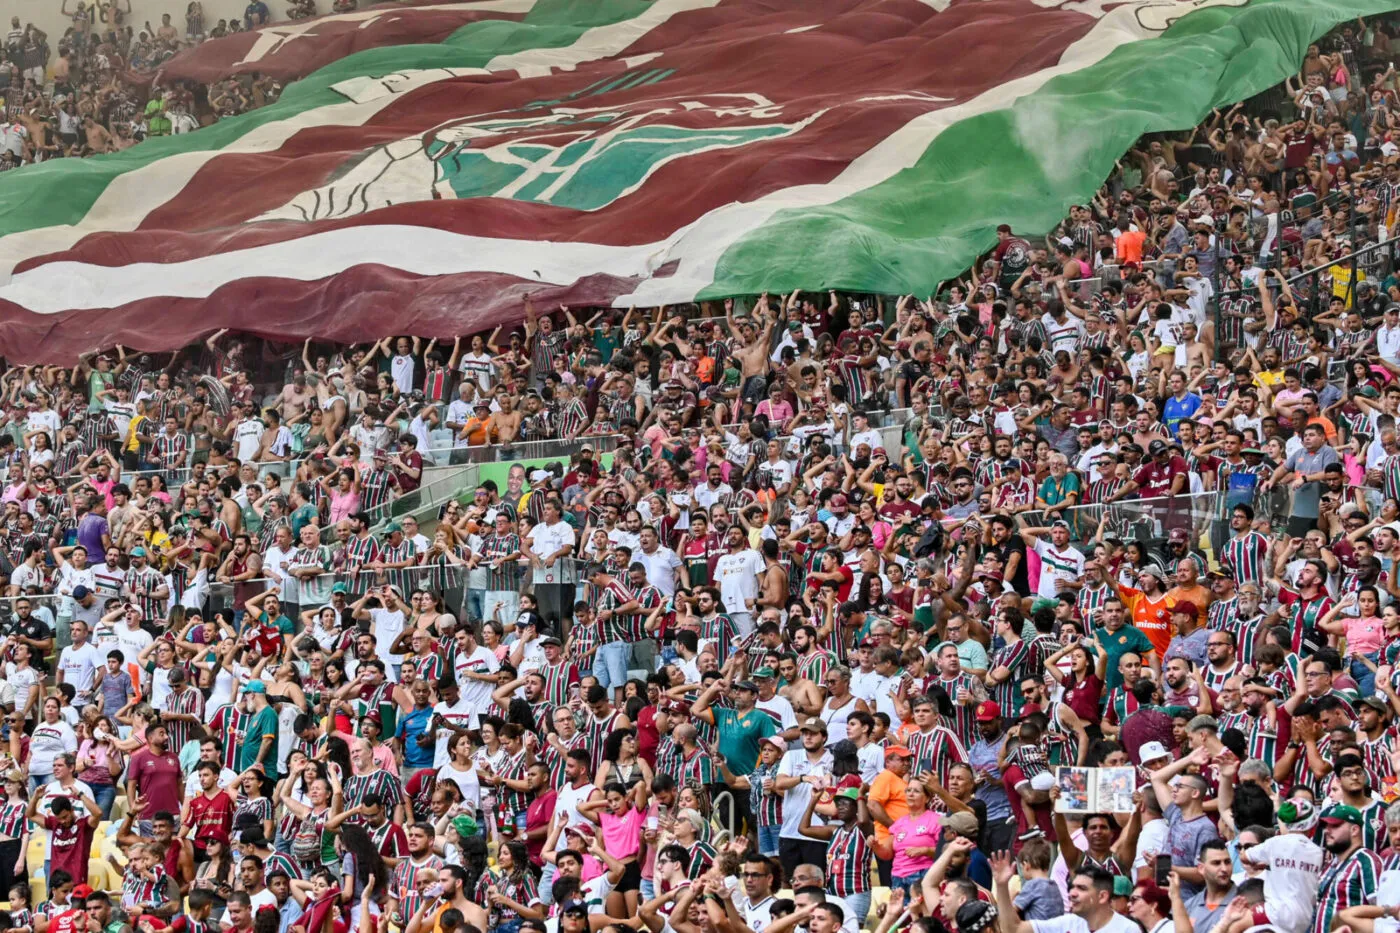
[395,451,424,494]
[44,815,95,881]
[129,747,183,817]
[1061,674,1104,727]
[185,790,235,851]
[525,789,557,867]
[1132,456,1189,499]
[1001,764,1053,849]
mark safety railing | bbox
[1014,489,1225,548]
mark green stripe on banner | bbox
[705,0,1400,298]
[0,0,653,239]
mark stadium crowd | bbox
[0,0,293,168]
[4,12,1400,933]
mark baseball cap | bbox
[382,522,403,536]
[1171,601,1198,618]
[539,636,562,648]
[243,681,267,695]
[945,811,979,837]
[72,884,94,900]
[752,667,776,679]
[1050,519,1070,531]
[1278,798,1319,832]
[1168,527,1189,543]
[530,469,551,483]
[1139,741,1171,763]
[72,585,90,600]
[975,701,1002,722]
[130,546,147,558]
[1360,695,1389,714]
[834,787,860,802]
[884,745,911,758]
[733,681,759,693]
[1112,877,1134,898]
[829,493,848,509]
[761,735,786,753]
[331,582,349,595]
[1148,439,1168,456]
[372,448,388,459]
[799,718,828,734]
[1320,803,1364,826]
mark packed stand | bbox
[0,0,298,168]
[6,14,1400,933]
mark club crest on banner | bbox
[257,88,823,222]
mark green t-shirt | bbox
[592,328,619,363]
[289,503,319,537]
[239,705,279,771]
[714,706,777,777]
[1093,623,1155,691]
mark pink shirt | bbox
[600,806,643,861]
[1345,615,1386,656]
[755,400,793,424]
[889,809,943,877]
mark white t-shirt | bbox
[776,749,832,841]
[232,418,264,462]
[849,429,882,451]
[28,720,77,775]
[112,624,153,669]
[452,645,499,715]
[1244,834,1324,933]
[57,643,103,700]
[755,695,797,733]
[431,697,477,767]
[1033,538,1085,601]
[183,767,239,799]
[636,547,683,598]
[8,665,41,715]
[458,352,495,391]
[390,354,415,395]
[527,521,576,584]
[369,608,407,677]
[1031,914,1140,933]
[715,549,764,616]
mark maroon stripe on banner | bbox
[20,0,1096,278]
[155,3,532,84]
[0,269,641,363]
[7,0,1110,360]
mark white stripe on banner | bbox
[0,0,721,287]
[0,0,1253,311]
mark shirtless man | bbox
[756,539,789,615]
[82,115,111,153]
[1174,321,1210,372]
[487,394,522,445]
[727,294,778,403]
[773,651,824,717]
[277,372,316,424]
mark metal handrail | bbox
[1216,234,1398,300]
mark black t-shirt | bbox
[991,538,1031,597]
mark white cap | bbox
[529,469,551,483]
[1140,741,1171,763]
